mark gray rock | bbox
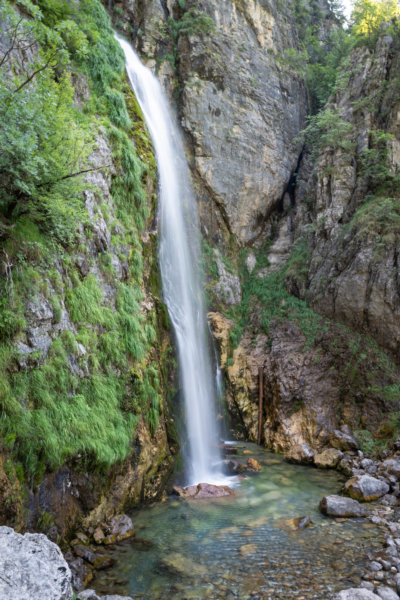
[314,448,343,468]
[345,475,390,502]
[383,459,400,479]
[319,495,367,518]
[101,596,134,600]
[77,592,101,600]
[333,589,382,600]
[0,526,72,600]
[369,561,384,571]
[330,430,359,452]
[285,443,315,465]
[376,586,400,600]
[214,249,241,305]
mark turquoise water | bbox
[94,443,383,599]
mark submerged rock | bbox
[345,475,390,502]
[0,526,73,600]
[277,516,312,531]
[102,514,135,544]
[319,495,367,518]
[161,552,207,578]
[333,589,382,599]
[247,457,261,472]
[173,483,234,499]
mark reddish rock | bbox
[247,458,261,472]
[173,483,234,499]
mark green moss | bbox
[0,0,166,485]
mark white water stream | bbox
[116,36,223,485]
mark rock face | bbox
[0,526,73,600]
[344,475,390,502]
[127,0,307,245]
[178,0,307,244]
[319,496,367,518]
[292,31,400,358]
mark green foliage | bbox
[301,108,355,157]
[171,8,215,39]
[226,241,323,352]
[0,1,93,244]
[0,0,165,484]
[352,0,400,38]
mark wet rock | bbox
[284,443,314,465]
[334,590,382,599]
[0,526,72,600]
[314,448,343,468]
[376,586,400,600]
[73,544,97,563]
[278,516,311,531]
[247,458,261,472]
[103,514,135,544]
[161,552,207,578]
[240,543,257,556]
[319,495,367,518]
[345,475,390,502]
[330,430,360,452]
[173,483,234,499]
[214,249,241,305]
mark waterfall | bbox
[116,35,223,485]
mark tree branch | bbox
[37,164,113,188]
[12,52,56,93]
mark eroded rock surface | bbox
[0,526,72,600]
[319,496,367,518]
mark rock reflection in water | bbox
[94,443,384,599]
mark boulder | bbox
[383,458,400,479]
[375,587,400,600]
[284,443,314,464]
[247,458,261,472]
[173,483,234,499]
[330,430,359,452]
[344,475,390,502]
[319,495,367,518]
[314,448,343,468]
[103,514,135,544]
[333,589,382,599]
[0,526,72,600]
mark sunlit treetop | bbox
[352,0,400,35]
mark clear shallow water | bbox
[94,443,384,599]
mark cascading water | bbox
[116,35,222,485]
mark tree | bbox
[352,0,400,36]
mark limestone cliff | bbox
[122,2,400,457]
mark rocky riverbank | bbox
[317,446,400,599]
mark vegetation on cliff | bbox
[0,0,167,498]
